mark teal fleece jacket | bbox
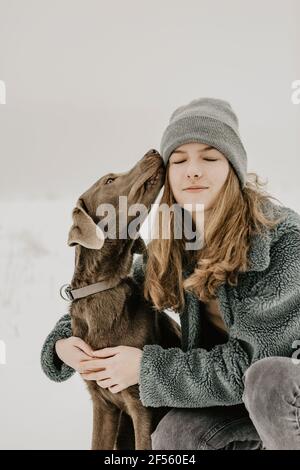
[40,201,300,408]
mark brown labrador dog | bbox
[66,149,181,450]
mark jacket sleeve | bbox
[138,229,300,408]
[138,338,251,408]
[40,313,75,382]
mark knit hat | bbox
[160,97,247,189]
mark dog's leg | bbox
[128,406,154,450]
[91,400,120,450]
[114,411,135,450]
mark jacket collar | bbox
[246,230,272,272]
[246,202,300,272]
[182,230,272,278]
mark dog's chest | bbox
[69,297,143,350]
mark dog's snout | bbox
[145,148,159,157]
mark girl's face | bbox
[168,142,230,221]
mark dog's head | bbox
[67,149,165,253]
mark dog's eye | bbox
[105,177,115,185]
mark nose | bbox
[186,163,203,178]
[145,148,160,158]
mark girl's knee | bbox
[151,408,204,450]
[151,409,180,450]
[243,356,300,415]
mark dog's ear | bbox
[67,199,105,249]
[131,235,147,255]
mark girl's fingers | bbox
[74,338,94,356]
[109,384,122,394]
[92,347,119,358]
[96,378,115,389]
[79,359,108,373]
[81,370,109,381]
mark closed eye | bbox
[172,158,217,164]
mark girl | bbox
[41,97,300,450]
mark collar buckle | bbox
[59,284,74,301]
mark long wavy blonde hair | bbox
[143,161,286,314]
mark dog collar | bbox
[59,278,123,301]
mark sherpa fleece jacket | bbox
[40,200,300,408]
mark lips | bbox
[184,187,208,190]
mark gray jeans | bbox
[151,357,300,450]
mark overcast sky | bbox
[0,0,299,209]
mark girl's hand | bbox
[55,336,95,372]
[79,346,143,394]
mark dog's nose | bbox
[145,148,159,157]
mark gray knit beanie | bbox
[160,97,247,189]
